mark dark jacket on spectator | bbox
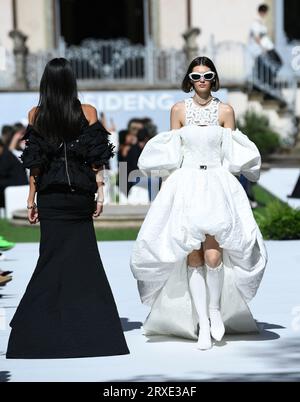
[0,147,28,207]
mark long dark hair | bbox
[32,58,85,143]
[181,56,220,93]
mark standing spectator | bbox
[1,125,14,146]
[118,118,144,163]
[117,130,139,196]
[126,128,150,195]
[0,138,28,208]
[127,128,161,201]
[248,4,282,85]
[127,118,144,138]
[141,117,157,139]
[8,123,26,159]
[118,130,138,164]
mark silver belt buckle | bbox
[199,165,207,170]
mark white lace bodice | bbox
[180,125,223,167]
[138,123,261,182]
[180,97,223,167]
[184,96,221,126]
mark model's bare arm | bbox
[170,102,184,130]
[26,109,40,223]
[220,104,236,129]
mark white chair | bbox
[4,185,29,219]
[127,184,150,205]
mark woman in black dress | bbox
[6,58,130,359]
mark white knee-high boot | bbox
[205,261,225,341]
[187,265,212,350]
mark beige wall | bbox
[0,0,14,50]
[157,0,276,50]
[192,0,272,47]
[16,0,54,51]
[0,0,55,52]
[0,0,278,52]
[158,0,187,48]
[265,0,275,40]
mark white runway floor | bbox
[1,239,300,382]
[259,168,300,209]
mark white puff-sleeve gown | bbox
[130,97,268,340]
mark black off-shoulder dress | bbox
[6,113,130,359]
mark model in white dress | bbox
[130,95,268,349]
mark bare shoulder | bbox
[170,100,185,114]
[170,100,185,129]
[219,102,235,117]
[81,103,98,125]
[28,106,39,124]
[219,102,236,128]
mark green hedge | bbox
[237,110,281,159]
[0,219,139,242]
[254,200,300,240]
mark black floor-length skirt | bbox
[6,189,130,359]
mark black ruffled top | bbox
[20,117,115,194]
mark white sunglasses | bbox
[188,71,216,81]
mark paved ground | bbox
[1,238,300,382]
